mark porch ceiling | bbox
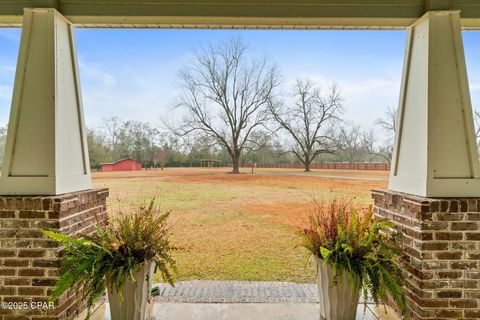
[1,0,480,29]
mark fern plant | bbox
[299,198,406,314]
[43,197,176,319]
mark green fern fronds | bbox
[42,197,176,320]
[298,198,407,315]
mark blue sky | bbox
[1,28,480,136]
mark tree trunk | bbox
[304,158,311,172]
[304,163,311,172]
[232,152,240,174]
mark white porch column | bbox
[389,10,480,197]
[0,8,91,195]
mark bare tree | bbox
[269,79,343,172]
[153,148,169,170]
[338,124,366,163]
[361,128,392,164]
[170,39,279,174]
[375,106,397,135]
[103,116,123,148]
[374,106,398,162]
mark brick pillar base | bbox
[372,189,480,320]
[0,188,109,320]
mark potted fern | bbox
[299,198,406,320]
[43,198,176,320]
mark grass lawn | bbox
[92,167,388,283]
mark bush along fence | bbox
[240,162,390,171]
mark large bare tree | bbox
[171,39,279,174]
[269,79,343,172]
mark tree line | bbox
[0,115,392,171]
[83,116,391,170]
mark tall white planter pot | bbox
[108,262,155,320]
[316,258,361,320]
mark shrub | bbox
[299,198,406,313]
[43,198,176,319]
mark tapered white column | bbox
[0,8,92,195]
[389,11,480,197]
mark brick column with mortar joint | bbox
[372,189,480,320]
[0,188,109,320]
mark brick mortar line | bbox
[57,205,104,221]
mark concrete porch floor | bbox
[87,281,401,320]
[91,302,397,320]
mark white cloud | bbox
[469,82,480,91]
[77,59,180,128]
[78,59,118,87]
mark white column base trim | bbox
[0,175,92,196]
[389,176,480,198]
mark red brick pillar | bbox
[372,189,480,320]
[0,188,109,320]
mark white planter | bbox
[107,262,155,320]
[316,258,361,320]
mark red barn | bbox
[100,159,142,172]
